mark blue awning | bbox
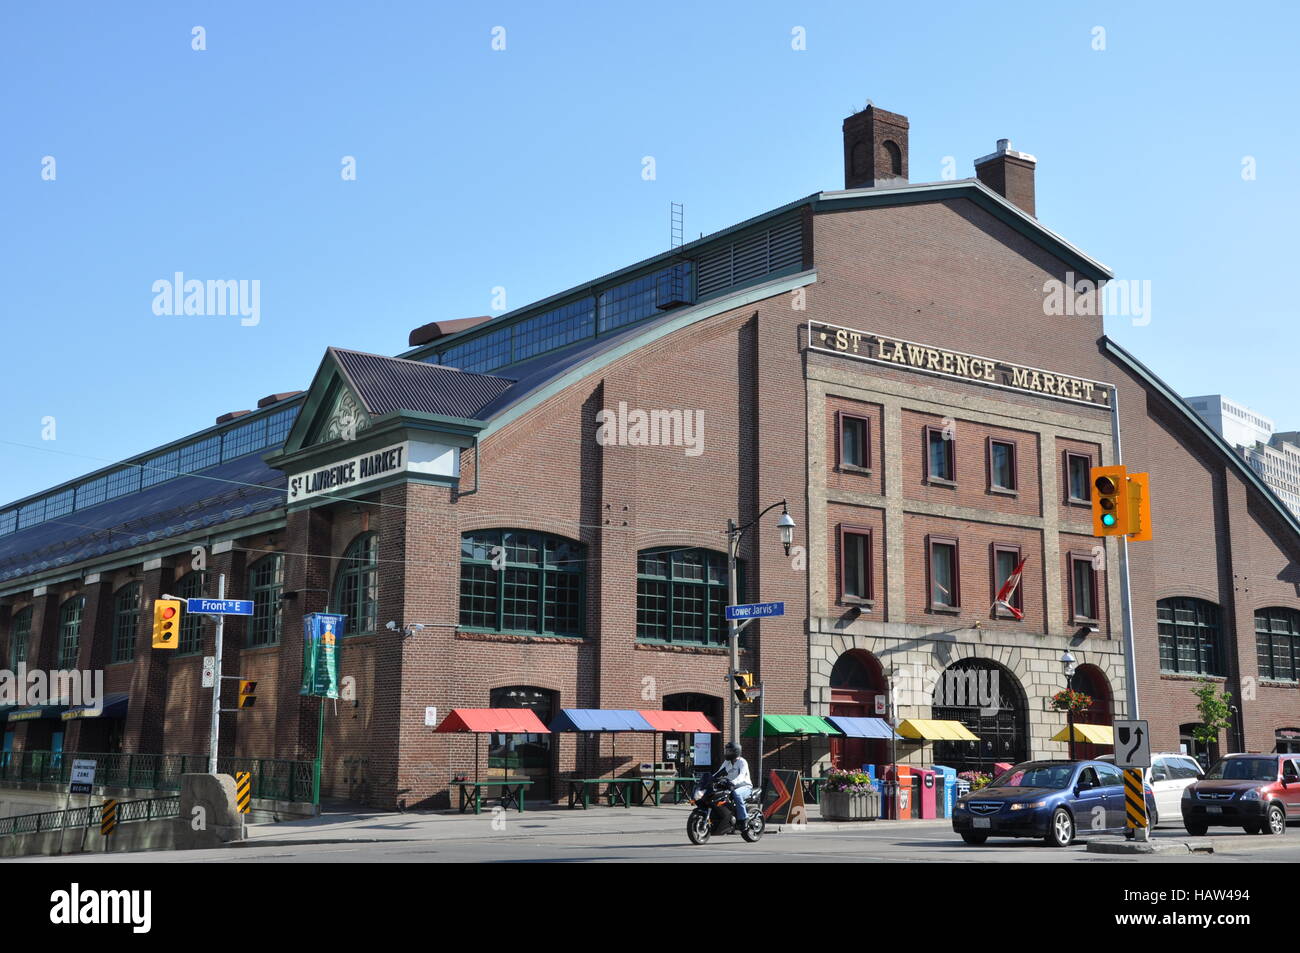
[6,704,67,722]
[827,716,901,740]
[62,693,129,721]
[548,709,654,732]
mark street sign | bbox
[69,759,96,795]
[424,706,438,727]
[201,656,216,688]
[725,601,785,621]
[1114,719,1151,768]
[186,598,254,616]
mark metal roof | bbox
[0,453,285,584]
[330,348,515,419]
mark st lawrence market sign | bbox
[289,442,408,502]
[807,320,1112,407]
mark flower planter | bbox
[820,789,880,820]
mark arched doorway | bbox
[1072,664,1114,760]
[489,686,556,799]
[663,692,723,771]
[829,650,888,771]
[932,659,1028,773]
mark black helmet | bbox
[724,742,741,760]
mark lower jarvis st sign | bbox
[807,320,1112,407]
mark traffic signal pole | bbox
[207,573,225,774]
[1109,388,1148,843]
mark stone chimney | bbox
[842,103,909,189]
[974,139,1037,216]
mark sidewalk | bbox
[239,803,943,847]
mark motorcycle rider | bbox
[715,741,753,828]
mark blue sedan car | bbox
[952,760,1156,847]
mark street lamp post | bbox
[1061,651,1077,761]
[726,501,795,748]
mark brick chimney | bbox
[974,139,1037,216]
[842,103,909,189]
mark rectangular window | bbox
[925,427,955,483]
[9,608,31,668]
[991,544,1023,616]
[928,536,960,609]
[141,450,180,488]
[988,439,1017,491]
[1069,553,1098,621]
[1065,452,1093,504]
[839,526,873,603]
[838,413,870,471]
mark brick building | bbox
[2,104,1296,808]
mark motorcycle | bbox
[686,773,765,844]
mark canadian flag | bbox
[993,555,1028,620]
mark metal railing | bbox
[0,751,314,803]
[0,795,179,838]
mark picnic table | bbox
[565,778,645,809]
[633,776,699,806]
[452,778,534,814]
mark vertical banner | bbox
[300,613,345,698]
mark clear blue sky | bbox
[2,0,1297,504]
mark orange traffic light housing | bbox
[238,680,257,709]
[1090,465,1130,537]
[1126,471,1152,541]
[152,599,181,649]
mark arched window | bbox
[174,571,207,654]
[1255,607,1300,681]
[57,596,85,668]
[334,534,379,636]
[459,530,585,637]
[111,583,141,664]
[8,606,32,668]
[881,139,903,176]
[247,553,285,647]
[636,548,733,647]
[1158,598,1222,675]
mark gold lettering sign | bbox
[808,322,1109,407]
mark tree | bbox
[1191,679,1233,749]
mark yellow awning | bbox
[1051,723,1114,744]
[896,719,980,741]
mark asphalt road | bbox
[10,818,1300,863]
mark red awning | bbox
[434,708,550,734]
[638,710,719,733]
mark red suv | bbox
[1181,753,1300,836]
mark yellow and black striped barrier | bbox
[100,799,118,837]
[235,772,252,814]
[1124,768,1148,829]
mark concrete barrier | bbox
[172,774,246,850]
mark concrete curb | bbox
[1085,837,1214,855]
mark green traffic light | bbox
[1101,513,1116,527]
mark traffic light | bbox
[733,672,755,703]
[238,680,257,709]
[1126,471,1152,541]
[1090,465,1130,537]
[152,599,181,649]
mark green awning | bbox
[742,714,841,738]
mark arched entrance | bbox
[829,650,888,771]
[932,659,1028,773]
[489,686,556,799]
[1071,664,1114,760]
[663,692,724,771]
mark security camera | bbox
[409,624,425,632]
[385,620,398,631]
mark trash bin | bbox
[909,767,936,818]
[932,765,957,819]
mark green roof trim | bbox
[1102,336,1300,540]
